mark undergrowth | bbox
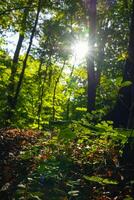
[13,114,133,200]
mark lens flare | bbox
[71,41,89,65]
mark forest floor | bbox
[0,128,41,199]
[0,128,134,200]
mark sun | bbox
[71,40,89,65]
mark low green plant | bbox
[15,115,129,199]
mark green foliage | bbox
[120,81,132,88]
[0,0,132,128]
[84,175,118,185]
[14,116,129,199]
[0,0,134,199]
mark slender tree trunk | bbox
[65,64,75,120]
[8,0,33,91]
[52,60,66,121]
[13,0,42,108]
[37,61,43,129]
[37,62,49,129]
[6,0,33,118]
[86,0,97,112]
[7,34,24,110]
[66,98,70,120]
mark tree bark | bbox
[37,61,49,129]
[6,0,33,123]
[52,60,66,121]
[8,0,33,90]
[86,0,97,112]
[106,0,134,128]
[13,0,42,108]
[66,64,75,120]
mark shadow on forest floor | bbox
[0,128,134,200]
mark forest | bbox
[0,0,134,199]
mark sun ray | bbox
[71,40,89,65]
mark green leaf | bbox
[84,176,118,185]
[59,128,76,141]
[120,81,132,88]
[68,190,79,196]
[76,107,87,111]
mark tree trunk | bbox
[6,0,33,123]
[37,61,49,129]
[65,64,75,120]
[52,60,66,121]
[106,0,134,129]
[86,0,97,112]
[13,0,42,109]
[7,34,24,112]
